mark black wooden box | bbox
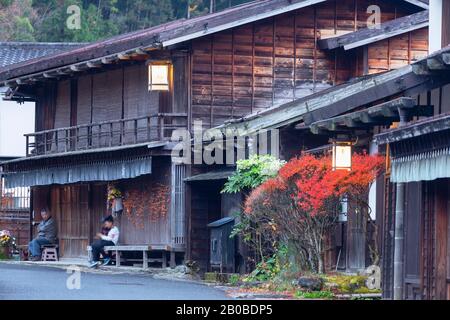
[207,217,235,273]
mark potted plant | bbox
[107,184,123,215]
[0,230,15,260]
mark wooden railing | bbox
[25,113,188,157]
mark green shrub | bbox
[324,274,377,294]
[228,274,241,286]
[295,290,335,299]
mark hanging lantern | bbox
[148,62,170,91]
[332,140,352,171]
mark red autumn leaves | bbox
[245,152,384,218]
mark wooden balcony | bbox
[25,113,188,157]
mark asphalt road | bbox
[0,262,230,300]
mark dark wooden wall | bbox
[383,178,450,300]
[116,158,172,246]
[443,0,450,47]
[35,83,57,132]
[190,0,425,128]
[403,182,422,300]
[29,157,173,258]
[368,27,428,74]
[187,180,222,272]
[31,184,105,258]
[35,52,188,133]
[414,83,450,116]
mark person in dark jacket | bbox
[28,209,58,261]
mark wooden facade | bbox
[190,0,428,128]
[0,0,430,270]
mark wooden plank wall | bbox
[414,83,450,116]
[434,179,448,300]
[422,180,437,300]
[188,179,222,272]
[35,83,57,132]
[51,61,180,129]
[34,158,173,258]
[117,157,172,246]
[52,185,90,258]
[368,28,428,74]
[190,0,423,128]
[54,80,71,129]
[403,182,422,299]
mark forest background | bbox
[0,0,250,42]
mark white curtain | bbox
[391,147,450,183]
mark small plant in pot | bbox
[0,230,15,260]
[107,184,123,216]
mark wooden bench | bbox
[87,244,174,269]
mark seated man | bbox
[28,209,58,261]
[89,215,120,268]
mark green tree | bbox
[1,0,254,42]
[0,0,36,41]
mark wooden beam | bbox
[69,65,82,72]
[86,61,102,68]
[117,53,131,60]
[412,62,431,75]
[43,72,57,79]
[442,53,450,66]
[375,114,450,145]
[162,0,327,47]
[56,68,73,75]
[427,57,449,70]
[402,0,429,9]
[308,98,419,135]
[318,11,429,51]
[101,56,117,64]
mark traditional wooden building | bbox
[219,0,450,299]
[375,48,450,300]
[0,42,82,246]
[0,0,430,271]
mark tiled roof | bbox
[0,42,83,68]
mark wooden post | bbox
[170,251,176,268]
[147,116,151,141]
[162,251,167,268]
[393,182,405,300]
[65,130,69,152]
[159,116,165,141]
[97,124,101,147]
[87,126,92,149]
[75,127,79,151]
[109,123,113,147]
[120,121,124,145]
[44,133,48,154]
[143,250,148,270]
[393,107,409,300]
[116,250,121,267]
[25,135,29,157]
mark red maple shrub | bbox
[244,152,384,273]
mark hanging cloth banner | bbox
[391,147,450,183]
[2,156,152,188]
